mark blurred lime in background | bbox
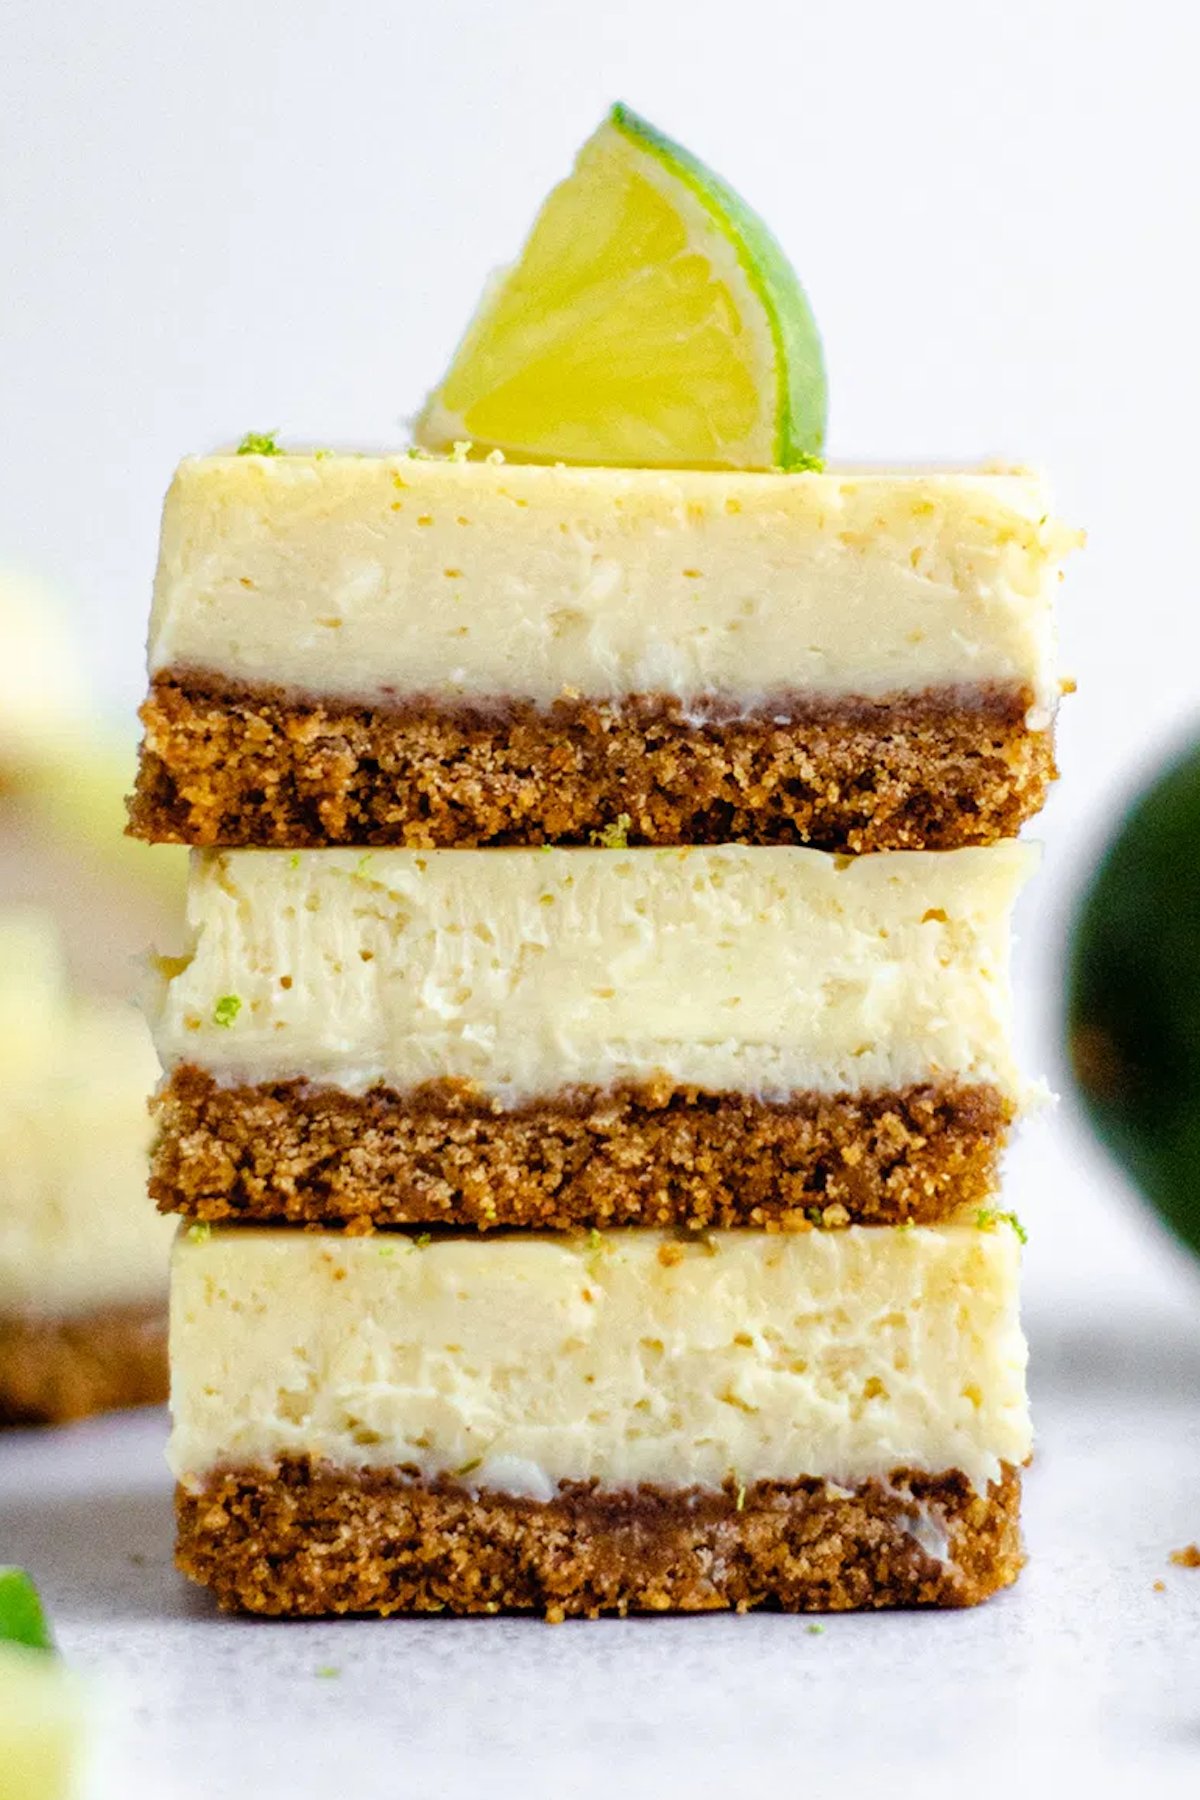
[1069,735,1200,1261]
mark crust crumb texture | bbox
[131,677,1055,851]
[176,1459,1025,1617]
[152,1069,1014,1230]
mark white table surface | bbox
[4,1110,1199,1800]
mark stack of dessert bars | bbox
[131,450,1077,1617]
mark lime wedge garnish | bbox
[415,103,826,471]
[0,1568,54,1653]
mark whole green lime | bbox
[1068,735,1200,1258]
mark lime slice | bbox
[0,1568,54,1653]
[0,1644,85,1800]
[415,103,826,471]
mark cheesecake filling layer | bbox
[150,844,1034,1103]
[168,1224,1030,1497]
[147,456,1078,715]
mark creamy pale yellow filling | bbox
[168,1224,1029,1496]
[0,912,173,1316]
[147,455,1077,715]
[150,844,1033,1103]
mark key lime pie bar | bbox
[131,455,1071,854]
[138,104,1074,1613]
[171,1224,1027,1615]
[149,842,1031,1230]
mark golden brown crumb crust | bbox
[151,1067,1013,1230]
[0,1303,168,1426]
[130,675,1054,850]
[175,1458,1024,1617]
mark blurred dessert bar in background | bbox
[1,572,183,998]
[0,912,172,1423]
[0,570,180,1423]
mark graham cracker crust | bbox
[0,1301,168,1426]
[130,674,1054,851]
[151,1068,1013,1230]
[175,1458,1024,1616]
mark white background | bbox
[4,2,1200,1792]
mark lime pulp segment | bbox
[415,103,826,471]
